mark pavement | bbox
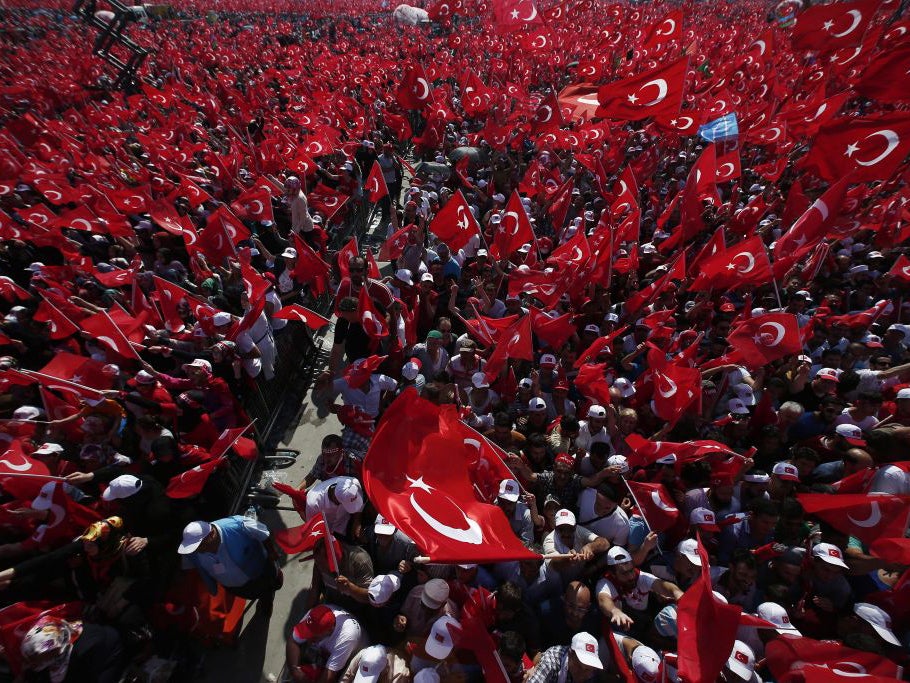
[201,321,344,683]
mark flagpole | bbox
[621,474,665,555]
[0,472,68,481]
[412,552,577,564]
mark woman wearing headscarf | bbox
[19,614,125,683]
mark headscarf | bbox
[20,616,83,683]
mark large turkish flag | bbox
[362,390,539,563]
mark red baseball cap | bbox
[293,605,336,643]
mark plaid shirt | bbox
[527,645,569,683]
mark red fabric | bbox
[363,390,539,563]
[626,481,680,532]
[765,636,902,682]
[165,458,227,499]
[274,512,330,554]
[596,57,688,122]
[272,305,331,330]
[79,311,142,361]
[790,0,879,51]
[796,493,910,544]
[273,482,308,519]
[364,160,389,202]
[0,602,83,676]
[727,313,803,369]
[429,190,481,251]
[493,191,535,258]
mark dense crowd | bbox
[0,0,909,681]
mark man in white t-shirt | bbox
[596,546,682,633]
[576,404,612,454]
[577,482,630,547]
[285,604,367,682]
[543,509,609,585]
[305,476,365,536]
[870,463,910,495]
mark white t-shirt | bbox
[596,571,658,611]
[576,421,611,453]
[305,477,361,534]
[292,605,366,673]
[870,465,910,495]
[833,410,877,431]
[331,374,398,417]
[577,488,630,546]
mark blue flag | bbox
[698,113,739,142]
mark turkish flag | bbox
[548,227,591,271]
[651,362,702,425]
[796,493,910,544]
[791,0,879,51]
[887,254,910,282]
[494,191,535,258]
[574,363,614,407]
[727,313,803,368]
[379,225,412,261]
[774,174,852,259]
[308,183,348,221]
[0,276,31,302]
[558,83,601,122]
[483,315,533,381]
[596,57,688,121]
[166,458,228,499]
[492,0,543,29]
[274,512,330,554]
[765,636,903,682]
[625,254,686,315]
[32,300,79,340]
[364,161,389,203]
[0,441,52,502]
[80,311,143,361]
[358,285,389,341]
[272,305,331,330]
[801,113,910,183]
[626,481,680,532]
[439,406,516,504]
[209,423,256,461]
[574,325,629,368]
[230,187,274,224]
[397,64,434,110]
[677,534,742,683]
[429,190,480,251]
[362,389,540,563]
[855,46,910,103]
[530,307,576,350]
[531,90,563,133]
[690,235,772,291]
[640,9,683,50]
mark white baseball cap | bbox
[728,398,751,415]
[555,508,576,527]
[471,371,490,389]
[102,474,143,501]
[587,404,607,419]
[689,507,720,532]
[607,546,633,566]
[584,324,601,335]
[31,482,57,511]
[677,538,702,566]
[528,397,547,412]
[337,478,364,514]
[212,311,233,326]
[373,514,396,536]
[772,462,800,482]
[498,478,521,503]
[898,388,910,400]
[613,377,636,398]
[607,454,630,473]
[835,423,866,446]
[726,641,755,681]
[354,644,389,683]
[812,542,848,568]
[540,353,557,366]
[32,442,64,456]
[425,615,459,660]
[178,521,213,554]
[733,383,756,406]
[368,573,402,606]
[394,269,414,286]
[281,247,298,259]
[402,357,422,381]
[854,602,901,646]
[570,632,603,670]
[756,602,801,635]
[632,645,661,683]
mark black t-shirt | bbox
[333,317,371,364]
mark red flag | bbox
[165,458,227,499]
[79,311,142,360]
[727,313,803,368]
[492,0,542,29]
[379,225,412,261]
[230,187,274,224]
[790,0,879,51]
[796,493,910,544]
[640,9,683,50]
[0,276,31,302]
[366,249,381,280]
[429,190,481,251]
[274,512,331,554]
[0,441,52,501]
[765,636,903,682]
[494,191,534,258]
[364,161,389,203]
[209,423,255,460]
[855,46,910,103]
[530,307,576,350]
[801,113,910,183]
[273,482,308,518]
[596,57,688,121]
[574,363,614,406]
[439,406,516,504]
[362,390,540,563]
[651,362,701,425]
[677,534,742,683]
[774,175,852,259]
[887,254,910,283]
[32,300,79,340]
[272,305,331,330]
[689,236,773,291]
[483,315,533,381]
[358,285,389,341]
[397,63,434,110]
[625,481,680,532]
